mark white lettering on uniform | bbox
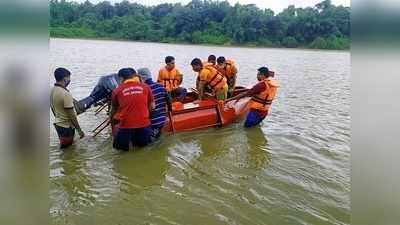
[122,86,144,96]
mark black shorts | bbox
[54,124,75,148]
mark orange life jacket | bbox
[202,61,216,68]
[158,67,181,92]
[249,78,280,111]
[201,65,227,90]
[217,59,237,79]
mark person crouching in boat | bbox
[110,68,155,150]
[137,67,171,141]
[157,56,187,102]
[216,56,238,98]
[228,67,279,128]
[190,58,228,101]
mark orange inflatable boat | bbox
[164,86,250,133]
[93,87,251,136]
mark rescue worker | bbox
[50,67,85,148]
[110,68,155,150]
[228,67,279,128]
[199,55,217,94]
[203,54,216,66]
[216,56,238,97]
[137,67,170,141]
[190,58,228,101]
[157,56,187,102]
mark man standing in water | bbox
[228,67,279,128]
[190,58,228,101]
[138,67,170,140]
[157,56,187,102]
[110,68,155,150]
[50,67,85,149]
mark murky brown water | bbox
[50,38,350,225]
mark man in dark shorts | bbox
[50,67,85,148]
[110,68,155,150]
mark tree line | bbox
[50,0,350,50]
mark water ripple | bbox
[50,38,350,225]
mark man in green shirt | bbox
[50,68,85,148]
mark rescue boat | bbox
[163,86,250,133]
[92,86,251,136]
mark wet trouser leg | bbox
[227,78,235,98]
[113,128,133,151]
[244,111,268,128]
[54,124,75,149]
[215,86,228,101]
[132,126,153,147]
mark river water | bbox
[49,38,350,225]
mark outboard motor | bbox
[75,73,120,114]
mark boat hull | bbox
[163,87,250,133]
[108,87,250,135]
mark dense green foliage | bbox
[50,0,350,49]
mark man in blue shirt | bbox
[137,68,170,140]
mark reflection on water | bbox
[244,126,270,170]
[111,145,169,192]
[59,150,92,208]
[50,38,350,225]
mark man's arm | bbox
[198,80,207,100]
[110,90,118,126]
[157,70,162,83]
[196,77,200,90]
[177,74,183,85]
[165,90,172,111]
[227,82,267,102]
[177,70,183,85]
[226,90,249,102]
[64,92,84,138]
[148,101,155,112]
[231,65,238,90]
[232,65,238,76]
[109,104,117,123]
[197,69,209,100]
[147,87,155,112]
[66,109,85,138]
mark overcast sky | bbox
[73,0,350,13]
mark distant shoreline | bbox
[50,36,350,52]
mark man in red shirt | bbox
[110,68,155,150]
